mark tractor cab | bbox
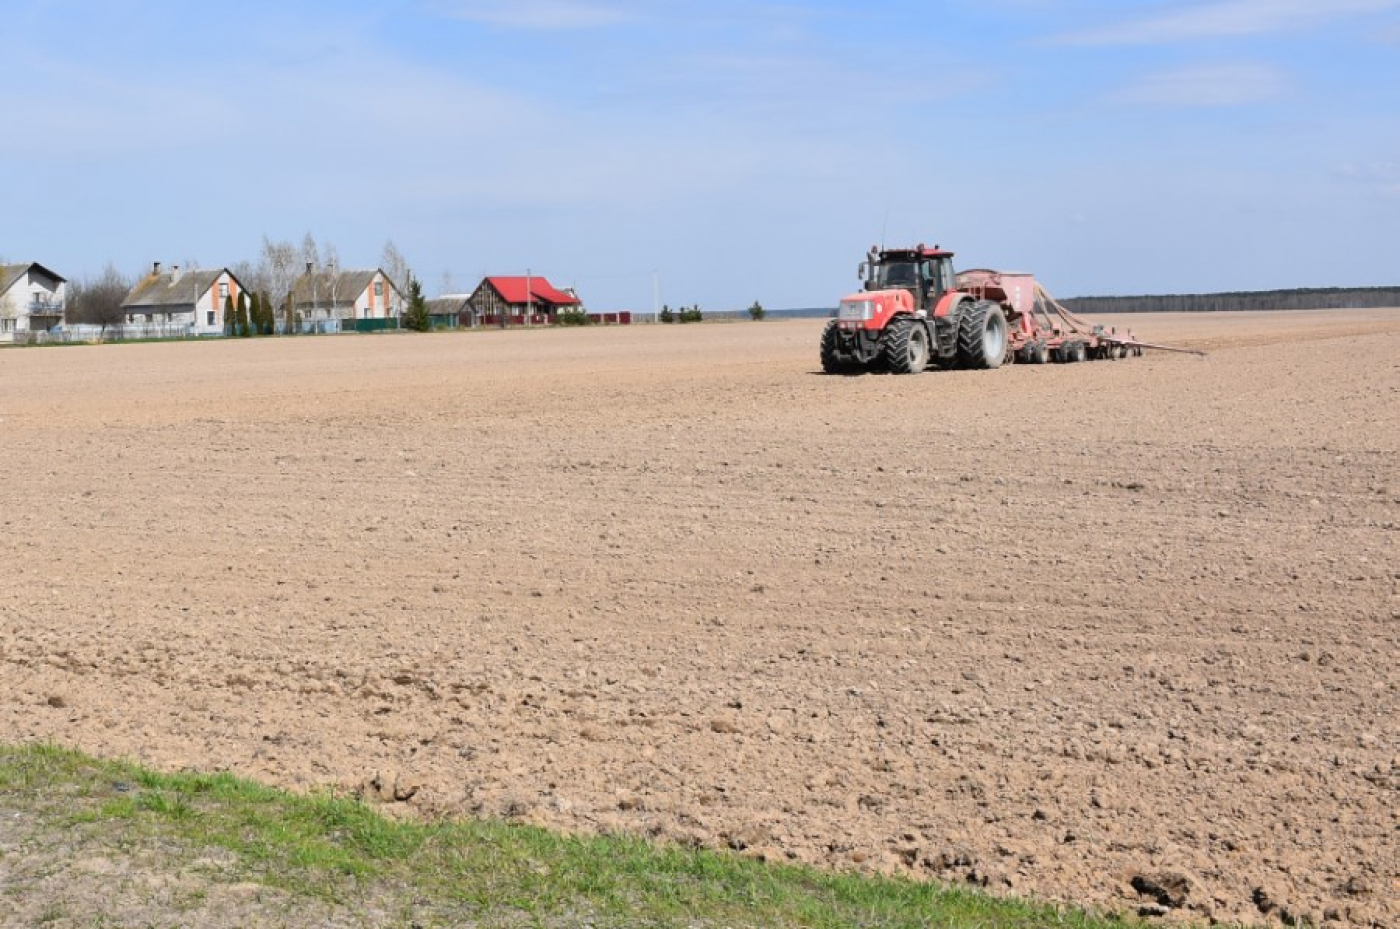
[862,244,956,313]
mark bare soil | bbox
[1,311,1396,926]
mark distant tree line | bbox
[1060,286,1400,314]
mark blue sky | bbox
[6,0,1398,310]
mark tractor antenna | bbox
[880,208,889,250]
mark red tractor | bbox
[821,244,1151,374]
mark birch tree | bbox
[381,239,410,317]
[300,232,320,275]
[251,237,302,322]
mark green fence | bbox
[347,318,401,333]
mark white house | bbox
[291,267,403,324]
[0,262,66,342]
[121,263,246,336]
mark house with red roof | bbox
[466,275,581,326]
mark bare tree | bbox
[320,242,342,321]
[230,259,262,298]
[381,240,411,321]
[252,236,302,331]
[300,232,320,273]
[381,239,409,292]
[0,261,15,331]
[66,264,132,337]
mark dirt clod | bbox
[1131,871,1193,909]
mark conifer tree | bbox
[403,276,432,332]
[223,294,235,336]
[253,292,271,335]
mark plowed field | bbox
[2,311,1396,925]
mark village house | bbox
[426,293,473,328]
[466,275,581,325]
[0,262,66,342]
[121,263,246,336]
[290,267,403,326]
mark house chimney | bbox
[153,261,162,276]
[172,265,182,284]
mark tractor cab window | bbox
[877,261,916,288]
[923,259,950,295]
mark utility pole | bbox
[525,267,532,327]
[308,261,318,334]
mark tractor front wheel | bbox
[820,320,848,373]
[881,317,930,374]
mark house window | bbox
[219,282,229,300]
[207,311,215,326]
[374,281,384,298]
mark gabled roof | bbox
[426,296,469,315]
[0,262,67,296]
[291,268,401,308]
[485,276,580,307]
[122,268,238,309]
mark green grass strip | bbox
[0,742,1131,927]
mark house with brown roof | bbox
[0,262,66,342]
[466,275,581,326]
[290,267,403,328]
[426,294,472,328]
[121,263,246,336]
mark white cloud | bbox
[428,0,632,29]
[1050,0,1400,45]
[1110,62,1287,106]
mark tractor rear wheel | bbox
[957,301,1007,369]
[881,317,930,374]
[820,320,847,373]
